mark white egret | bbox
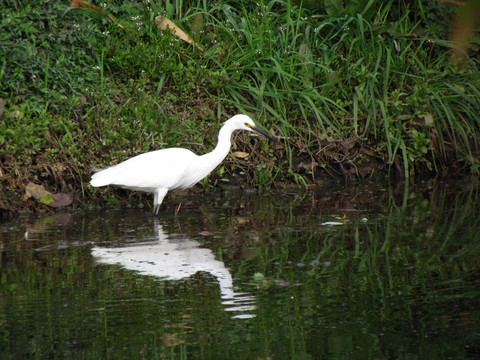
[90,114,276,214]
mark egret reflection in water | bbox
[91,220,256,318]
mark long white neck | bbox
[187,123,236,185]
[200,123,234,171]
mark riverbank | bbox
[1,0,479,214]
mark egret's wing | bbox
[90,148,197,191]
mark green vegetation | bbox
[1,0,479,210]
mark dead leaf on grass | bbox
[25,182,73,208]
[233,151,249,158]
[418,113,434,127]
[297,161,319,170]
[154,16,204,52]
[69,0,124,29]
[49,192,74,208]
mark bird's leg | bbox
[174,202,182,216]
[153,188,168,215]
[153,192,158,215]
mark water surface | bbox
[1,181,480,359]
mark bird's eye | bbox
[245,122,252,128]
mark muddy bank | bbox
[0,147,471,218]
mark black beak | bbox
[251,126,278,142]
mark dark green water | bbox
[1,181,480,359]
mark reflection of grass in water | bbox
[240,182,480,311]
[231,183,480,358]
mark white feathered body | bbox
[90,147,224,192]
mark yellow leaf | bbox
[25,182,52,201]
[233,151,249,158]
[154,16,204,52]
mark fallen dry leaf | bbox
[50,193,74,208]
[154,16,204,52]
[25,183,51,202]
[8,110,21,118]
[25,182,73,208]
[69,0,124,28]
[297,161,319,170]
[233,151,249,158]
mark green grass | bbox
[1,0,479,209]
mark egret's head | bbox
[227,114,277,141]
[224,114,255,131]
